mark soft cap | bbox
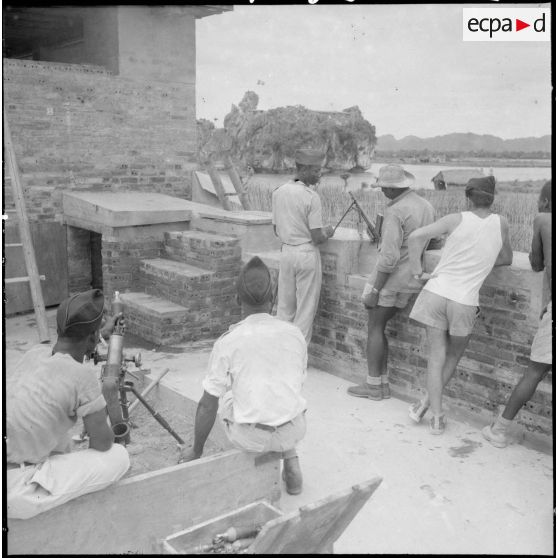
[236,256,273,306]
[57,289,105,337]
[465,175,496,196]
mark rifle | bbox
[333,191,383,244]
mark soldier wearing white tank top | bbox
[405,176,513,435]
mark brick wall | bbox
[101,236,163,300]
[3,58,198,222]
[309,237,552,439]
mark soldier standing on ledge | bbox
[272,149,335,344]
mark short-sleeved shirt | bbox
[368,189,436,293]
[6,345,106,464]
[271,180,323,245]
[202,313,307,426]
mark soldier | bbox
[407,176,513,434]
[179,257,308,495]
[483,181,552,447]
[347,164,436,401]
[272,149,335,343]
[6,289,130,519]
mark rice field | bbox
[245,175,540,252]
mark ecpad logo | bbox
[463,8,550,41]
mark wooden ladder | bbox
[4,108,50,342]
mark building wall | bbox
[3,58,198,221]
[116,6,196,83]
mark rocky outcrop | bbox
[198,92,377,173]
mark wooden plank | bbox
[7,449,281,555]
[223,154,251,210]
[5,221,68,315]
[5,275,46,283]
[205,158,233,211]
[3,108,49,342]
[251,476,382,554]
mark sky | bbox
[196,3,552,140]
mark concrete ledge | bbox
[63,191,195,228]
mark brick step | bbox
[119,292,191,346]
[163,229,241,272]
[138,257,237,311]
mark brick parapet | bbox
[310,232,552,440]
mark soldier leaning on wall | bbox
[482,181,553,448]
[406,175,513,435]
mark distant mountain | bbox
[376,133,551,154]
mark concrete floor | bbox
[5,310,554,555]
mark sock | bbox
[381,374,389,385]
[366,375,382,387]
[493,415,512,434]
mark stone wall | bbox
[309,230,552,440]
[3,58,198,222]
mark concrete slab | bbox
[62,191,195,227]
[5,310,554,555]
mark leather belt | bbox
[253,419,294,432]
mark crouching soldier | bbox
[7,289,130,519]
[179,257,307,495]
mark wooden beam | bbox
[3,107,50,343]
[7,449,281,555]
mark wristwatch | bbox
[413,273,422,281]
[370,286,380,295]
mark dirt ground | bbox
[71,403,224,478]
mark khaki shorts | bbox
[378,290,413,309]
[410,289,479,336]
[530,302,552,364]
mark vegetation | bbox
[245,176,539,252]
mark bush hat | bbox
[465,175,496,196]
[376,164,415,188]
[236,256,273,306]
[295,149,325,167]
[57,289,105,337]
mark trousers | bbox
[219,392,305,458]
[7,444,130,519]
[276,243,322,344]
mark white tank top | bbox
[424,212,502,306]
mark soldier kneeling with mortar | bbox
[179,256,307,495]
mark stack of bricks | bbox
[310,245,552,439]
[121,230,242,345]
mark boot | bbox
[347,383,383,401]
[282,456,303,495]
[482,416,511,448]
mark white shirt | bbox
[202,313,307,425]
[425,211,503,306]
[272,180,323,245]
[6,345,106,464]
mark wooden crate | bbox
[163,501,282,554]
[163,476,383,554]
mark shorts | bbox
[410,289,478,336]
[530,302,552,364]
[378,290,413,309]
